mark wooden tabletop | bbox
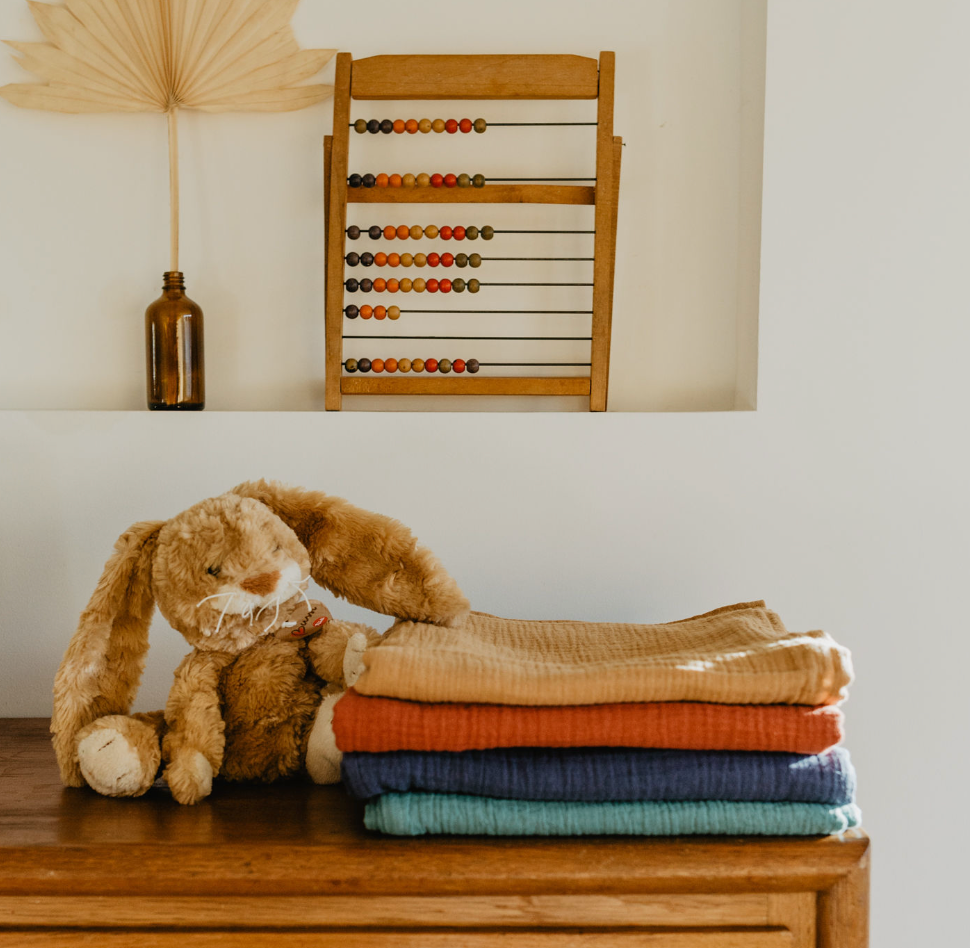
[0,718,868,900]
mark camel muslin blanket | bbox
[355,602,853,706]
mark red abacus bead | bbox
[383,225,396,239]
[430,173,444,187]
[374,278,387,292]
[441,253,454,267]
[371,359,385,373]
[405,119,418,134]
[439,279,452,293]
[427,279,439,292]
[396,224,410,240]
[387,279,400,292]
[459,118,472,133]
[374,252,388,266]
[425,358,439,373]
[453,226,466,240]
[445,119,458,134]
[374,305,387,319]
[389,174,403,187]
[444,173,458,187]
[360,305,374,319]
[388,253,401,267]
[393,119,405,134]
[375,173,389,187]
[453,359,466,373]
[385,358,399,373]
[440,226,453,240]
[427,253,440,267]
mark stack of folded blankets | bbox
[332,601,860,837]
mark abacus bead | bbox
[438,358,452,373]
[473,118,487,133]
[361,252,374,266]
[412,358,425,372]
[456,253,468,267]
[440,279,452,293]
[368,225,382,239]
[366,119,380,134]
[354,119,367,134]
[427,252,440,267]
[375,173,389,188]
[347,224,361,239]
[459,118,472,133]
[398,357,411,372]
[470,253,482,268]
[405,119,418,134]
[441,253,455,267]
[454,226,466,240]
[383,225,396,240]
[396,224,410,240]
[389,173,403,187]
[472,174,485,188]
[432,118,445,133]
[380,119,393,134]
[440,226,453,240]
[425,358,439,373]
[346,252,360,266]
[416,173,431,187]
[400,253,414,267]
[427,278,439,292]
[362,173,376,188]
[466,359,480,373]
[374,252,387,266]
[345,304,359,318]
[466,226,479,240]
[430,173,444,188]
[403,173,416,187]
[393,119,405,134]
[388,253,400,266]
[346,358,358,372]
[399,278,412,292]
[373,278,386,292]
[452,278,466,292]
[453,359,466,373]
[424,225,439,238]
[414,253,427,267]
[468,279,480,293]
[481,225,494,239]
[418,118,432,133]
[388,306,401,319]
[445,118,458,134]
[444,173,458,187]
[348,174,362,188]
[372,358,385,373]
[360,278,374,292]
[387,278,400,292]
[358,358,372,372]
[374,306,386,319]
[413,278,426,292]
[410,224,423,240]
[345,278,359,292]
[360,305,373,318]
[457,173,471,188]
[385,358,398,373]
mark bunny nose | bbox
[239,571,280,596]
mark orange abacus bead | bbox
[444,173,458,187]
[440,279,452,293]
[383,225,396,240]
[412,358,425,372]
[453,359,466,373]
[453,226,466,240]
[388,253,401,267]
[459,118,472,133]
[427,279,439,292]
[389,173,403,187]
[360,305,373,319]
[441,253,455,267]
[387,279,400,292]
[374,305,387,319]
[371,359,385,373]
[375,173,389,187]
[440,226,453,239]
[445,119,458,134]
[430,173,444,187]
[427,253,440,267]
[374,252,388,266]
[425,358,439,372]
[385,358,399,373]
[405,119,418,134]
[396,224,409,240]
[392,119,405,134]
[374,278,387,292]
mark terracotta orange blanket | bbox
[354,601,854,706]
[333,689,845,754]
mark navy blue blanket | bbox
[342,746,855,805]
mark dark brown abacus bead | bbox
[360,252,374,266]
[348,174,363,188]
[344,278,359,292]
[468,279,480,293]
[347,225,361,240]
[366,119,380,134]
[344,304,359,318]
[368,225,382,239]
[456,253,469,267]
[380,119,393,134]
[360,278,373,292]
[354,119,367,134]
[457,173,471,188]
[466,359,480,373]
[438,358,452,373]
[472,174,486,188]
[469,254,482,268]
[358,358,372,372]
[362,173,376,188]
[473,118,487,133]
[466,226,479,240]
[482,225,495,239]
[345,358,358,372]
[346,252,360,266]
[452,278,466,292]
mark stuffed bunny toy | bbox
[51,480,469,805]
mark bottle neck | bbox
[162,270,185,293]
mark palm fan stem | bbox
[168,106,179,272]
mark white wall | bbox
[1,1,969,945]
[0,0,765,412]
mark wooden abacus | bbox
[324,53,621,411]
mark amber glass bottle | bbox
[145,271,205,410]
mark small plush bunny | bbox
[51,480,469,804]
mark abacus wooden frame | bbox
[324,52,621,411]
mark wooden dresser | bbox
[0,719,868,946]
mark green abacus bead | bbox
[353,119,367,134]
[452,278,466,292]
[469,253,482,268]
[457,173,471,188]
[473,118,487,133]
[438,359,452,374]
[468,279,480,293]
[345,358,358,373]
[472,174,486,188]
[455,253,469,268]
[466,226,479,240]
[481,225,494,240]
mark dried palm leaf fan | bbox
[1,0,334,409]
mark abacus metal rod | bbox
[347,122,598,127]
[482,257,594,261]
[495,229,595,234]
[488,177,595,181]
[399,309,593,314]
[480,282,594,286]
[480,362,592,366]
[344,335,592,341]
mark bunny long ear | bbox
[51,520,164,786]
[231,480,470,626]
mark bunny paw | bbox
[76,715,160,798]
[164,751,214,805]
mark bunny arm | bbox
[161,649,235,805]
[307,619,380,686]
[231,480,470,627]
